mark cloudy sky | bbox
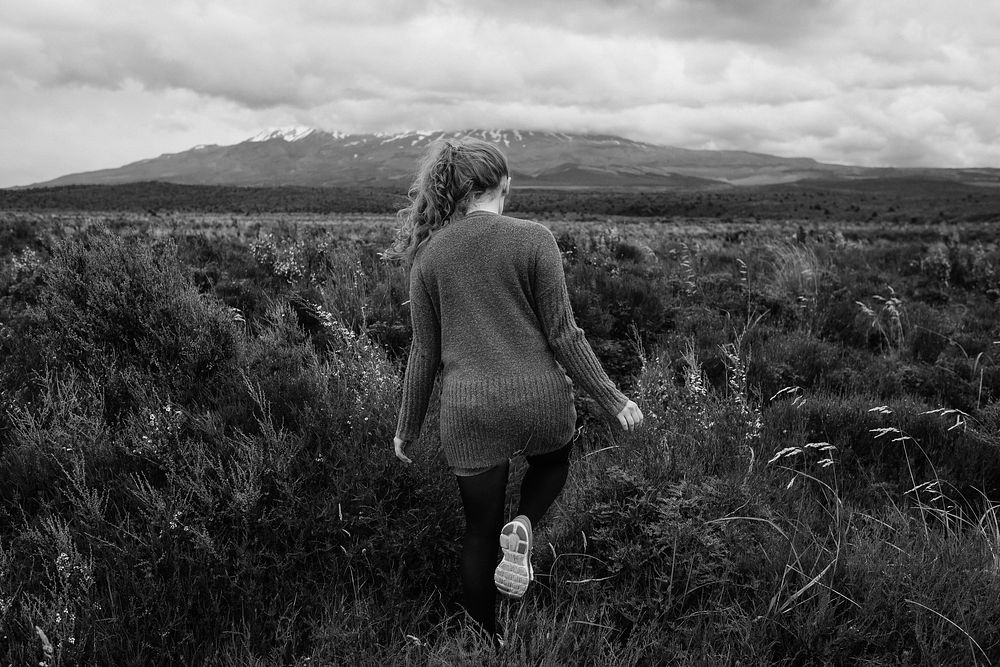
[2,0,999,187]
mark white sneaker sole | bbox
[494,519,532,598]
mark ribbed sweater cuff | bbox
[555,338,629,419]
[595,387,629,419]
[396,350,437,442]
[395,422,421,442]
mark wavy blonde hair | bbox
[383,137,509,266]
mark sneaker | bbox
[494,515,533,598]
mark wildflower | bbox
[11,248,41,278]
[721,340,762,444]
[55,553,70,575]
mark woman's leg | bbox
[455,461,510,637]
[517,441,573,527]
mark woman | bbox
[385,137,643,641]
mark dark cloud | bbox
[469,0,844,44]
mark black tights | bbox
[455,441,573,637]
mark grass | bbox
[0,210,998,665]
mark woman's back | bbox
[415,210,559,383]
[400,207,627,469]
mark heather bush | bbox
[0,227,462,664]
[559,227,674,381]
[920,241,952,287]
[905,301,954,364]
[2,213,1000,665]
[20,232,243,414]
[944,241,1000,293]
[248,231,411,356]
[749,329,868,398]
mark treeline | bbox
[2,179,999,222]
[0,182,408,215]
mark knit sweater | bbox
[394,210,629,468]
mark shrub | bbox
[749,329,866,398]
[920,241,951,287]
[4,214,1000,664]
[949,241,999,292]
[23,231,243,416]
[562,467,740,627]
[905,301,953,364]
[0,246,465,664]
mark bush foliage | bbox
[1,211,999,665]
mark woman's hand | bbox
[616,400,644,432]
[393,436,413,464]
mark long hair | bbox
[383,137,509,266]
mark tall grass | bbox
[1,214,999,664]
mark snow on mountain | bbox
[360,129,647,150]
[248,127,320,142]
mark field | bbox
[2,199,1000,665]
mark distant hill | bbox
[22,127,869,189]
[16,127,1000,192]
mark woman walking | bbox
[386,137,643,641]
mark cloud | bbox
[2,0,1000,185]
[0,1,848,108]
[466,0,846,45]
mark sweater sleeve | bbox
[532,228,629,418]
[395,264,441,441]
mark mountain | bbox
[23,127,1000,189]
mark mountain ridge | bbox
[19,127,1000,190]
